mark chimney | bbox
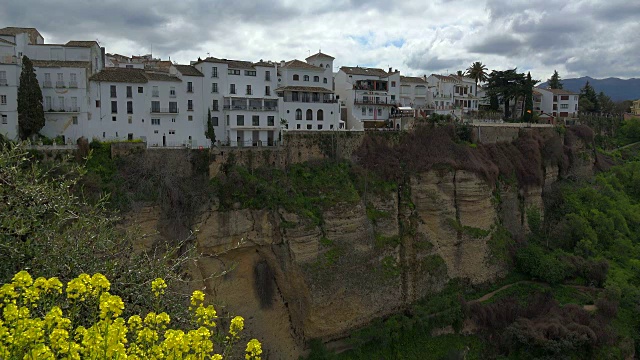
[280,60,285,67]
[389,67,392,73]
[100,47,106,71]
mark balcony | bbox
[223,105,278,111]
[56,81,65,88]
[43,81,52,88]
[150,107,179,114]
[0,55,17,64]
[69,81,78,88]
[169,93,176,98]
[0,79,7,86]
[152,92,159,97]
[45,106,80,113]
[354,98,396,106]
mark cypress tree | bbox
[17,56,45,140]
[205,108,216,147]
[548,70,563,89]
[523,72,534,122]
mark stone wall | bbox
[110,141,146,157]
[472,124,555,144]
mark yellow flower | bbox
[245,338,263,360]
[229,316,244,338]
[46,278,63,295]
[98,292,124,319]
[90,273,110,296]
[66,274,92,301]
[194,305,217,327]
[190,290,205,307]
[12,270,33,288]
[151,278,167,298]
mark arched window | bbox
[303,75,310,81]
[306,109,313,120]
[313,76,319,82]
[320,63,323,68]
[323,78,328,84]
[293,74,299,81]
[326,64,330,69]
[317,109,324,121]
[295,109,302,120]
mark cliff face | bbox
[122,129,595,359]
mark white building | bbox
[334,66,400,130]
[194,57,279,146]
[0,38,20,139]
[399,75,431,113]
[533,88,579,122]
[427,74,479,117]
[276,52,341,131]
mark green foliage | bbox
[17,56,45,139]
[580,80,600,113]
[213,161,361,224]
[487,226,514,265]
[547,70,563,89]
[617,117,640,145]
[381,256,401,278]
[374,234,401,249]
[366,206,390,224]
[0,144,190,322]
[205,108,215,146]
[515,245,568,284]
[446,218,490,239]
[523,72,534,123]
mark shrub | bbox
[0,271,262,359]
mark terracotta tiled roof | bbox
[196,57,255,69]
[0,38,16,45]
[253,61,275,68]
[281,60,324,71]
[275,86,332,93]
[341,66,389,77]
[431,74,459,82]
[540,88,579,95]
[0,27,42,43]
[89,68,149,83]
[65,40,99,48]
[144,71,182,82]
[32,60,91,68]
[306,52,335,61]
[174,65,203,77]
[400,76,426,84]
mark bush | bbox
[0,271,262,359]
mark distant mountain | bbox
[537,77,640,102]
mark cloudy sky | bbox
[3,0,639,80]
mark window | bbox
[265,86,270,96]
[212,67,218,78]
[152,86,159,97]
[303,75,310,81]
[151,118,160,125]
[95,100,100,108]
[245,70,256,76]
[154,130,158,134]
[43,73,51,87]
[1,114,6,124]
[230,84,236,94]
[307,124,312,130]
[45,96,51,109]
[170,87,176,97]
[212,83,218,93]
[226,115,230,126]
[169,102,178,113]
[560,95,569,101]
[127,101,133,114]
[318,124,323,130]
[128,116,132,124]
[188,100,193,111]
[323,78,328,84]
[246,85,252,95]
[292,92,299,102]
[56,73,64,87]
[212,116,219,126]
[72,116,78,125]
[313,76,319,82]
[237,115,244,126]
[295,109,302,120]
[368,107,373,115]
[267,116,274,126]
[362,107,366,115]
[265,71,271,81]
[112,116,116,122]
[110,85,117,97]
[188,115,193,121]
[126,65,133,69]
[317,109,323,121]
[377,108,382,116]
[126,86,132,98]
[212,100,219,111]
[391,95,396,101]
[111,101,117,113]
[0,95,6,105]
[228,69,240,75]
[560,104,568,109]
[293,74,299,81]
[70,97,77,111]
[296,124,301,129]
[138,87,144,93]
[391,81,396,87]
[151,101,160,112]
[70,73,77,87]
[187,82,193,93]
[171,118,176,123]
[252,115,259,126]
[169,130,175,135]
[306,109,313,120]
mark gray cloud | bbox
[469,35,523,56]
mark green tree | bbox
[523,72,534,122]
[456,70,464,77]
[205,108,216,147]
[486,69,526,120]
[597,91,615,114]
[547,70,563,89]
[579,81,600,113]
[17,56,45,140]
[466,61,489,95]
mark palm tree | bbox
[466,62,488,95]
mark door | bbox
[163,135,166,147]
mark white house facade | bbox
[276,53,341,132]
[534,88,579,121]
[334,66,400,130]
[427,74,479,117]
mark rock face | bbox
[123,133,595,360]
